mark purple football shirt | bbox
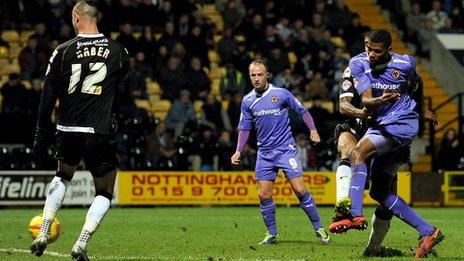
[350,52,419,141]
[238,84,307,150]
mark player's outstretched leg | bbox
[297,191,330,244]
[258,198,278,245]
[416,228,444,258]
[329,163,368,234]
[363,206,404,257]
[374,193,444,257]
[72,195,111,259]
[31,175,70,256]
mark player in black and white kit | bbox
[30,1,129,260]
[333,66,368,221]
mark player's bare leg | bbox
[289,177,330,244]
[72,170,116,260]
[257,180,278,245]
[31,161,76,256]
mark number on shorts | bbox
[288,158,298,170]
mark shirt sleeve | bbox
[407,54,419,82]
[339,78,356,99]
[349,59,371,95]
[284,89,307,115]
[37,47,62,129]
[238,100,253,131]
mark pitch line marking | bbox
[0,248,177,260]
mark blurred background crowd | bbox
[0,0,463,172]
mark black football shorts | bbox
[55,131,117,177]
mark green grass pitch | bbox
[1,206,463,260]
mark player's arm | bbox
[34,48,62,155]
[231,100,252,165]
[411,75,438,125]
[361,87,400,108]
[285,90,320,143]
[339,96,367,118]
[115,46,130,103]
[349,60,399,108]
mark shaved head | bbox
[72,0,99,34]
[73,0,98,19]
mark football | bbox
[28,215,62,243]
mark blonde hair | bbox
[249,59,269,72]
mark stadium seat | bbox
[213,35,222,43]
[235,35,246,42]
[194,100,203,116]
[288,52,297,69]
[1,62,20,76]
[19,30,35,44]
[0,58,8,68]
[154,99,171,112]
[110,32,119,40]
[133,32,141,40]
[9,43,21,59]
[154,111,168,121]
[0,46,9,59]
[208,50,219,63]
[303,101,334,113]
[134,99,151,111]
[1,30,19,43]
[21,80,32,89]
[209,67,225,80]
[148,94,160,104]
[331,37,346,48]
[146,81,161,95]
[221,100,229,110]
[211,79,220,95]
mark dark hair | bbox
[366,29,392,48]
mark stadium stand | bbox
[0,0,462,172]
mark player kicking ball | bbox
[231,59,330,245]
[30,1,129,260]
[333,66,403,257]
[328,29,443,258]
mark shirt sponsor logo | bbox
[371,82,401,90]
[253,108,282,117]
[77,38,109,49]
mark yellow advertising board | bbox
[117,171,410,205]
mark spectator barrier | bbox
[443,171,464,206]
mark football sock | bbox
[336,158,351,201]
[349,163,368,217]
[382,193,435,237]
[39,177,69,238]
[297,191,322,230]
[260,198,277,235]
[365,213,390,251]
[75,196,111,249]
